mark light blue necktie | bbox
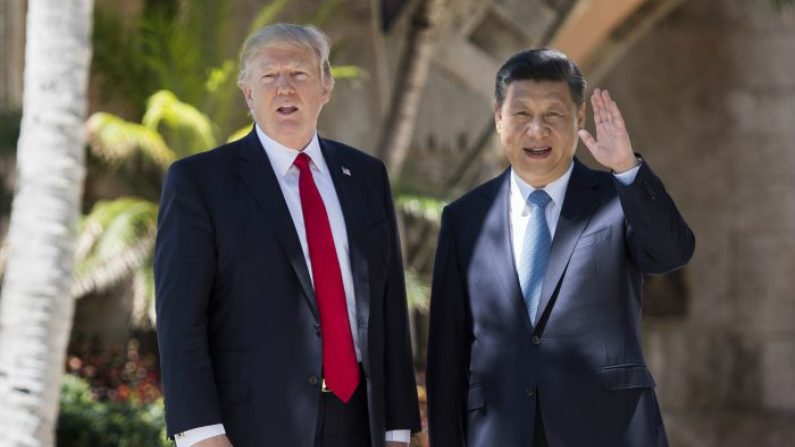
[520,190,552,325]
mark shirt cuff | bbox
[613,162,641,185]
[385,429,411,443]
[174,424,226,446]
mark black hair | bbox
[495,48,586,107]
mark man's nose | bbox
[275,75,294,94]
[526,118,548,137]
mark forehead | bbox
[505,80,574,106]
[249,43,319,69]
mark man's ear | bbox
[321,80,333,105]
[577,102,586,130]
[241,83,254,109]
[494,102,503,133]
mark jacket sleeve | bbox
[154,161,221,437]
[426,207,470,446]
[614,159,696,275]
[379,164,422,433]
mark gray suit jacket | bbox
[426,158,694,446]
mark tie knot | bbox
[528,189,551,209]
[294,152,312,171]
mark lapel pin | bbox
[341,166,351,176]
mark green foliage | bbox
[227,124,254,143]
[76,197,158,273]
[395,194,446,227]
[331,65,365,80]
[143,90,218,156]
[73,197,159,327]
[91,0,243,134]
[248,0,290,36]
[308,0,344,27]
[0,108,21,154]
[57,375,168,447]
[405,269,430,313]
[772,0,794,11]
[86,112,175,170]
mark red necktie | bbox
[294,152,359,403]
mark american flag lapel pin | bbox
[341,166,351,176]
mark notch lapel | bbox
[480,170,531,331]
[535,160,603,327]
[236,129,318,320]
[320,139,371,364]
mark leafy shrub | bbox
[57,374,169,447]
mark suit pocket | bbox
[467,383,485,411]
[600,364,656,391]
[575,227,611,251]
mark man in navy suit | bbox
[426,49,694,446]
[155,24,420,447]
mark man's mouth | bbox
[523,146,552,157]
[276,106,298,115]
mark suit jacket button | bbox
[531,336,541,345]
[526,387,536,397]
[313,324,321,337]
[308,375,320,386]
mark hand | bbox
[578,88,638,173]
[386,442,409,447]
[193,434,233,447]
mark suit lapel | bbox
[236,129,318,320]
[535,159,603,327]
[320,139,371,358]
[481,170,531,330]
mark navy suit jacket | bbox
[426,159,694,447]
[154,129,420,447]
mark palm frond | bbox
[91,6,154,115]
[75,197,158,278]
[309,0,343,27]
[395,194,445,227]
[131,262,156,329]
[86,112,176,169]
[227,124,254,143]
[138,10,205,102]
[142,90,218,155]
[331,65,365,80]
[72,198,159,330]
[71,229,156,302]
[205,60,237,94]
[248,0,290,36]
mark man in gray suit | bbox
[426,48,694,446]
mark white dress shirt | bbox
[177,126,410,445]
[510,161,640,294]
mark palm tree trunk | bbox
[0,0,94,445]
[377,0,451,180]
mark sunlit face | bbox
[240,44,331,150]
[495,80,585,188]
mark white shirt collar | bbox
[510,161,574,211]
[255,124,327,177]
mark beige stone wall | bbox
[600,1,795,445]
